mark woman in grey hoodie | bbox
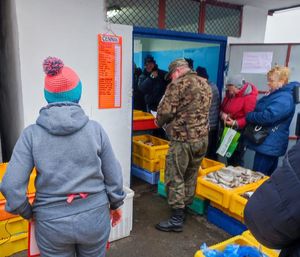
[0,57,125,257]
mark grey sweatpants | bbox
[35,204,111,257]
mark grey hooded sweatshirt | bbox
[0,102,125,221]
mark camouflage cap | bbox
[165,58,189,80]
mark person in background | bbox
[155,59,211,232]
[196,66,220,160]
[220,74,258,166]
[0,57,125,257]
[133,63,146,111]
[244,140,300,257]
[138,55,168,112]
[246,66,297,175]
[184,58,194,70]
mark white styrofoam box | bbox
[109,187,134,242]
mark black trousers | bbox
[206,128,219,160]
[227,136,245,167]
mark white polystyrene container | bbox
[109,187,134,242]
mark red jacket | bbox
[221,83,258,129]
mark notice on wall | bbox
[98,34,122,109]
[241,52,273,74]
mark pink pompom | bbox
[43,57,64,76]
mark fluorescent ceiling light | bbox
[107,5,121,18]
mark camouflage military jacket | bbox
[156,71,212,142]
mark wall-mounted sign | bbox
[241,51,273,74]
[98,34,122,109]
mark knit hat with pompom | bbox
[43,57,82,103]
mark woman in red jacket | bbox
[220,74,258,166]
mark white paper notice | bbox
[241,52,273,74]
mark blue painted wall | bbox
[134,46,220,84]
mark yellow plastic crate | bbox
[228,192,249,221]
[159,169,165,183]
[132,135,169,160]
[198,158,225,176]
[194,235,277,257]
[133,111,154,121]
[0,216,28,238]
[0,163,37,201]
[159,157,165,183]
[196,175,268,209]
[28,168,37,194]
[0,193,35,221]
[132,153,160,172]
[158,157,224,183]
[0,232,28,256]
[133,109,143,114]
[242,231,280,257]
[229,177,269,220]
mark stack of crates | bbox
[131,135,169,184]
[158,157,225,215]
[132,110,156,130]
[0,163,36,255]
[196,167,269,235]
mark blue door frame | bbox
[133,26,227,95]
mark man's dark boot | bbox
[155,208,184,232]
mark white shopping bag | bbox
[216,127,237,157]
[28,221,40,257]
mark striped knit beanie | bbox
[43,57,82,103]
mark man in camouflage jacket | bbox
[155,59,212,232]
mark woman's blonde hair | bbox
[267,65,290,84]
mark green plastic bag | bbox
[217,127,240,158]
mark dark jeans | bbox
[253,152,278,176]
[206,128,219,160]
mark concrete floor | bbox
[12,178,230,257]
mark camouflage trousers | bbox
[165,137,208,209]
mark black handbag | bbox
[244,123,270,145]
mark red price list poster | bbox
[98,34,122,109]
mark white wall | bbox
[265,8,300,43]
[228,5,268,44]
[14,0,132,187]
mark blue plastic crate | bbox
[207,205,247,236]
[157,182,208,215]
[131,165,159,185]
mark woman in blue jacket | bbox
[246,66,297,175]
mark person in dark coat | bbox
[184,58,194,70]
[244,140,300,257]
[133,63,146,111]
[246,66,298,175]
[138,55,168,112]
[196,66,220,160]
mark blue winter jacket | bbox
[246,82,298,157]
